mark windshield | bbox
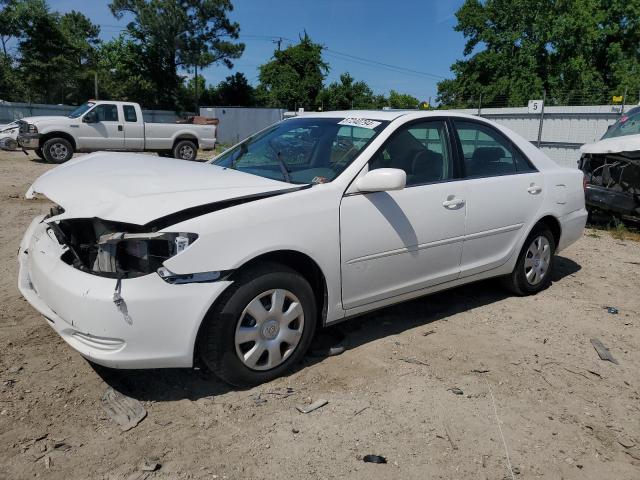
[68,102,96,119]
[211,117,388,184]
[602,107,640,140]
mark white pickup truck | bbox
[16,100,216,163]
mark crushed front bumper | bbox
[18,216,232,368]
[17,133,41,149]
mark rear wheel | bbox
[173,139,197,160]
[42,137,73,164]
[198,262,317,387]
[503,224,555,296]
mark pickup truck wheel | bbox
[198,262,317,387]
[502,224,555,296]
[42,138,73,164]
[34,148,45,160]
[173,140,197,161]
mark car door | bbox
[78,103,125,150]
[340,119,466,310]
[122,104,144,150]
[451,119,544,277]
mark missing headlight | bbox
[55,218,197,278]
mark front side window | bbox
[94,104,119,122]
[369,120,453,186]
[453,120,534,177]
[68,102,95,118]
[212,117,387,184]
[123,105,137,122]
[602,107,640,139]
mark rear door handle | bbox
[118,125,123,132]
[527,184,542,194]
[442,197,465,209]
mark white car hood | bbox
[27,152,293,226]
[580,134,640,155]
[19,116,71,126]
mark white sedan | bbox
[18,110,587,386]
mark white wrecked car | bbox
[18,111,587,386]
[0,121,20,151]
[579,106,640,219]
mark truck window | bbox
[123,105,137,122]
[95,104,119,122]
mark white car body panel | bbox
[17,110,587,369]
[580,134,640,155]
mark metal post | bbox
[620,87,627,115]
[536,89,546,148]
[94,71,98,100]
[194,64,198,116]
[478,93,482,116]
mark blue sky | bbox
[49,0,467,101]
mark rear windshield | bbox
[602,107,640,139]
[211,117,388,184]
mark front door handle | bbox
[527,184,542,195]
[443,197,465,209]
[118,125,123,132]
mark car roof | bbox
[296,109,478,122]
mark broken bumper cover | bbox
[17,133,40,149]
[17,216,232,369]
[585,184,639,216]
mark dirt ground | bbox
[1,150,639,480]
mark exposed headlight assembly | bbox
[27,124,38,134]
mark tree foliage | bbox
[317,73,385,110]
[437,0,640,107]
[109,0,244,109]
[257,33,328,109]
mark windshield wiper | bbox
[268,140,291,183]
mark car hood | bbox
[580,134,640,155]
[27,152,294,226]
[19,116,71,127]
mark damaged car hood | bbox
[580,134,640,155]
[27,152,295,225]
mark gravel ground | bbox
[1,150,639,480]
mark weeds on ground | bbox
[587,216,640,242]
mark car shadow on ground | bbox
[94,255,581,402]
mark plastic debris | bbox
[101,387,147,431]
[296,399,328,414]
[605,306,619,314]
[448,387,464,395]
[590,338,619,365]
[363,454,387,464]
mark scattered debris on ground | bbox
[362,454,387,464]
[295,399,328,414]
[590,338,619,364]
[100,387,147,431]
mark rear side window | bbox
[369,120,453,186]
[453,120,535,177]
[123,105,137,122]
[95,104,119,122]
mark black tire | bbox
[173,139,197,160]
[34,148,45,160]
[198,262,317,387]
[42,137,73,164]
[503,224,556,296]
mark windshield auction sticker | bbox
[338,118,382,129]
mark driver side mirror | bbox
[83,111,97,123]
[355,168,406,193]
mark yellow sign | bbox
[612,95,623,104]
[420,101,430,110]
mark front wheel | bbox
[198,262,317,387]
[34,148,45,160]
[173,139,197,160]
[42,137,74,164]
[503,224,555,296]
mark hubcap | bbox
[179,145,194,160]
[234,289,305,371]
[524,235,551,285]
[50,143,68,161]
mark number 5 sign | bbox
[528,99,544,113]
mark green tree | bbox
[387,90,419,109]
[257,33,328,109]
[317,72,377,110]
[437,0,640,108]
[211,72,254,106]
[109,0,244,109]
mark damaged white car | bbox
[579,106,640,220]
[18,111,587,386]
